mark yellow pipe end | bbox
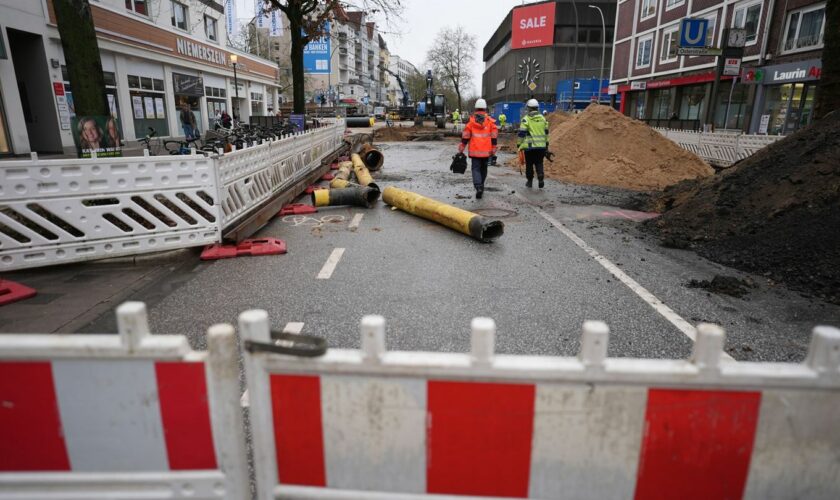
[312,189,331,207]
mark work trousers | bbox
[524,149,546,180]
[471,157,489,191]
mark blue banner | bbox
[303,22,330,74]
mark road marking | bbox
[349,213,364,230]
[511,190,734,360]
[317,248,345,279]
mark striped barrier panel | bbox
[0,302,248,500]
[239,311,840,500]
[654,128,784,167]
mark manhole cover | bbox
[473,208,517,218]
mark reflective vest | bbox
[461,112,498,158]
[518,112,549,150]
[499,114,507,125]
[452,111,461,122]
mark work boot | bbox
[526,178,533,188]
[476,189,483,199]
[538,177,545,189]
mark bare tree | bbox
[426,26,476,112]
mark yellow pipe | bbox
[351,153,379,191]
[312,186,380,208]
[335,161,354,181]
[382,186,504,242]
[312,189,331,207]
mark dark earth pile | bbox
[647,111,840,303]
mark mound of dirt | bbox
[513,105,714,191]
[647,111,840,303]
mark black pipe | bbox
[312,186,380,208]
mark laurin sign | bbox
[176,38,228,66]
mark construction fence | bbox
[654,128,785,168]
[0,122,345,271]
[1,302,838,499]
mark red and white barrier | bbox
[0,303,248,500]
[240,312,840,500]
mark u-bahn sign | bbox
[676,18,719,55]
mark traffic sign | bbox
[723,58,742,76]
[528,81,537,91]
[679,18,709,48]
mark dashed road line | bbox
[349,213,364,230]
[317,248,345,279]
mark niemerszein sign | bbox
[176,38,228,66]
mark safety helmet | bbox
[527,98,539,109]
[475,98,487,110]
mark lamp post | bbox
[569,0,579,112]
[230,54,239,121]
[588,4,606,104]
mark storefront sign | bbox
[607,84,618,95]
[175,38,228,66]
[630,81,647,90]
[511,2,555,49]
[723,58,742,77]
[745,60,822,85]
[303,22,330,74]
[173,73,205,96]
[647,80,672,89]
[496,79,506,91]
[758,114,770,134]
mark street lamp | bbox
[588,4,606,104]
[230,54,239,120]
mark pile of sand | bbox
[522,105,713,191]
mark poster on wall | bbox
[133,96,144,119]
[71,116,122,158]
[143,97,155,118]
[154,97,166,119]
[303,21,330,74]
[759,114,770,134]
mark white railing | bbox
[654,127,784,167]
[0,122,345,271]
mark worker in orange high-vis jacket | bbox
[458,99,498,199]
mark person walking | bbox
[458,99,498,199]
[518,99,549,188]
[180,104,196,140]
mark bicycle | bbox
[137,127,161,155]
[164,136,203,155]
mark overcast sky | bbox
[235,0,535,96]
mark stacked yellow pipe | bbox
[382,186,504,242]
[351,153,379,191]
[330,161,357,189]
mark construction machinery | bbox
[416,69,446,129]
[380,65,415,121]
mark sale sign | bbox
[512,2,556,49]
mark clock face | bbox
[728,28,747,47]
[517,57,542,85]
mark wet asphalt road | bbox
[71,140,840,362]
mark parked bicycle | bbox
[164,136,203,155]
[137,127,161,155]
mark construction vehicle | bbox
[417,69,447,129]
[380,65,415,121]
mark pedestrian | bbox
[518,99,549,188]
[180,104,196,140]
[452,108,461,131]
[214,109,222,129]
[221,110,232,129]
[458,98,498,199]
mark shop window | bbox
[650,88,674,119]
[678,84,707,120]
[732,1,762,45]
[782,3,825,53]
[171,1,189,31]
[660,26,679,62]
[205,15,218,42]
[125,0,148,16]
[128,73,168,139]
[636,36,653,68]
[640,0,656,20]
[714,82,751,130]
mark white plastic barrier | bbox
[239,311,840,500]
[654,128,783,167]
[0,122,346,271]
[0,302,248,500]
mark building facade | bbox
[386,55,420,106]
[609,0,825,133]
[0,0,282,156]
[482,0,617,111]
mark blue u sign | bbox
[679,18,709,47]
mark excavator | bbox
[417,69,446,129]
[380,65,415,121]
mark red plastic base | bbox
[337,155,350,162]
[305,185,326,194]
[0,280,37,306]
[278,204,318,216]
[330,163,340,170]
[321,173,335,181]
[200,238,287,261]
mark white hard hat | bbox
[475,98,487,110]
[527,98,539,108]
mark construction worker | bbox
[452,109,461,130]
[498,112,507,130]
[459,99,498,199]
[518,99,549,188]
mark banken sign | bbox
[512,2,555,49]
[679,18,709,48]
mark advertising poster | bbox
[144,97,155,118]
[303,21,330,74]
[290,113,305,132]
[511,2,555,49]
[154,97,166,119]
[72,116,122,158]
[133,96,144,119]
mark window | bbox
[640,0,656,19]
[636,36,653,68]
[125,0,148,15]
[127,74,168,138]
[205,86,227,98]
[251,92,264,114]
[660,26,679,62]
[665,0,684,9]
[171,1,188,31]
[204,15,218,42]
[732,1,762,44]
[782,3,825,52]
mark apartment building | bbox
[0,0,283,155]
[609,0,826,133]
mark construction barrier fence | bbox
[654,128,784,168]
[2,303,838,499]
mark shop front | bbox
[172,72,204,135]
[745,59,821,135]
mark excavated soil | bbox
[374,126,458,142]
[508,105,713,191]
[646,111,840,304]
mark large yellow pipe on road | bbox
[382,186,504,242]
[335,161,354,181]
[351,153,379,191]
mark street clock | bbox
[517,57,542,85]
[727,28,747,48]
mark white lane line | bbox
[511,191,734,360]
[348,213,364,230]
[241,321,306,407]
[317,248,345,279]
